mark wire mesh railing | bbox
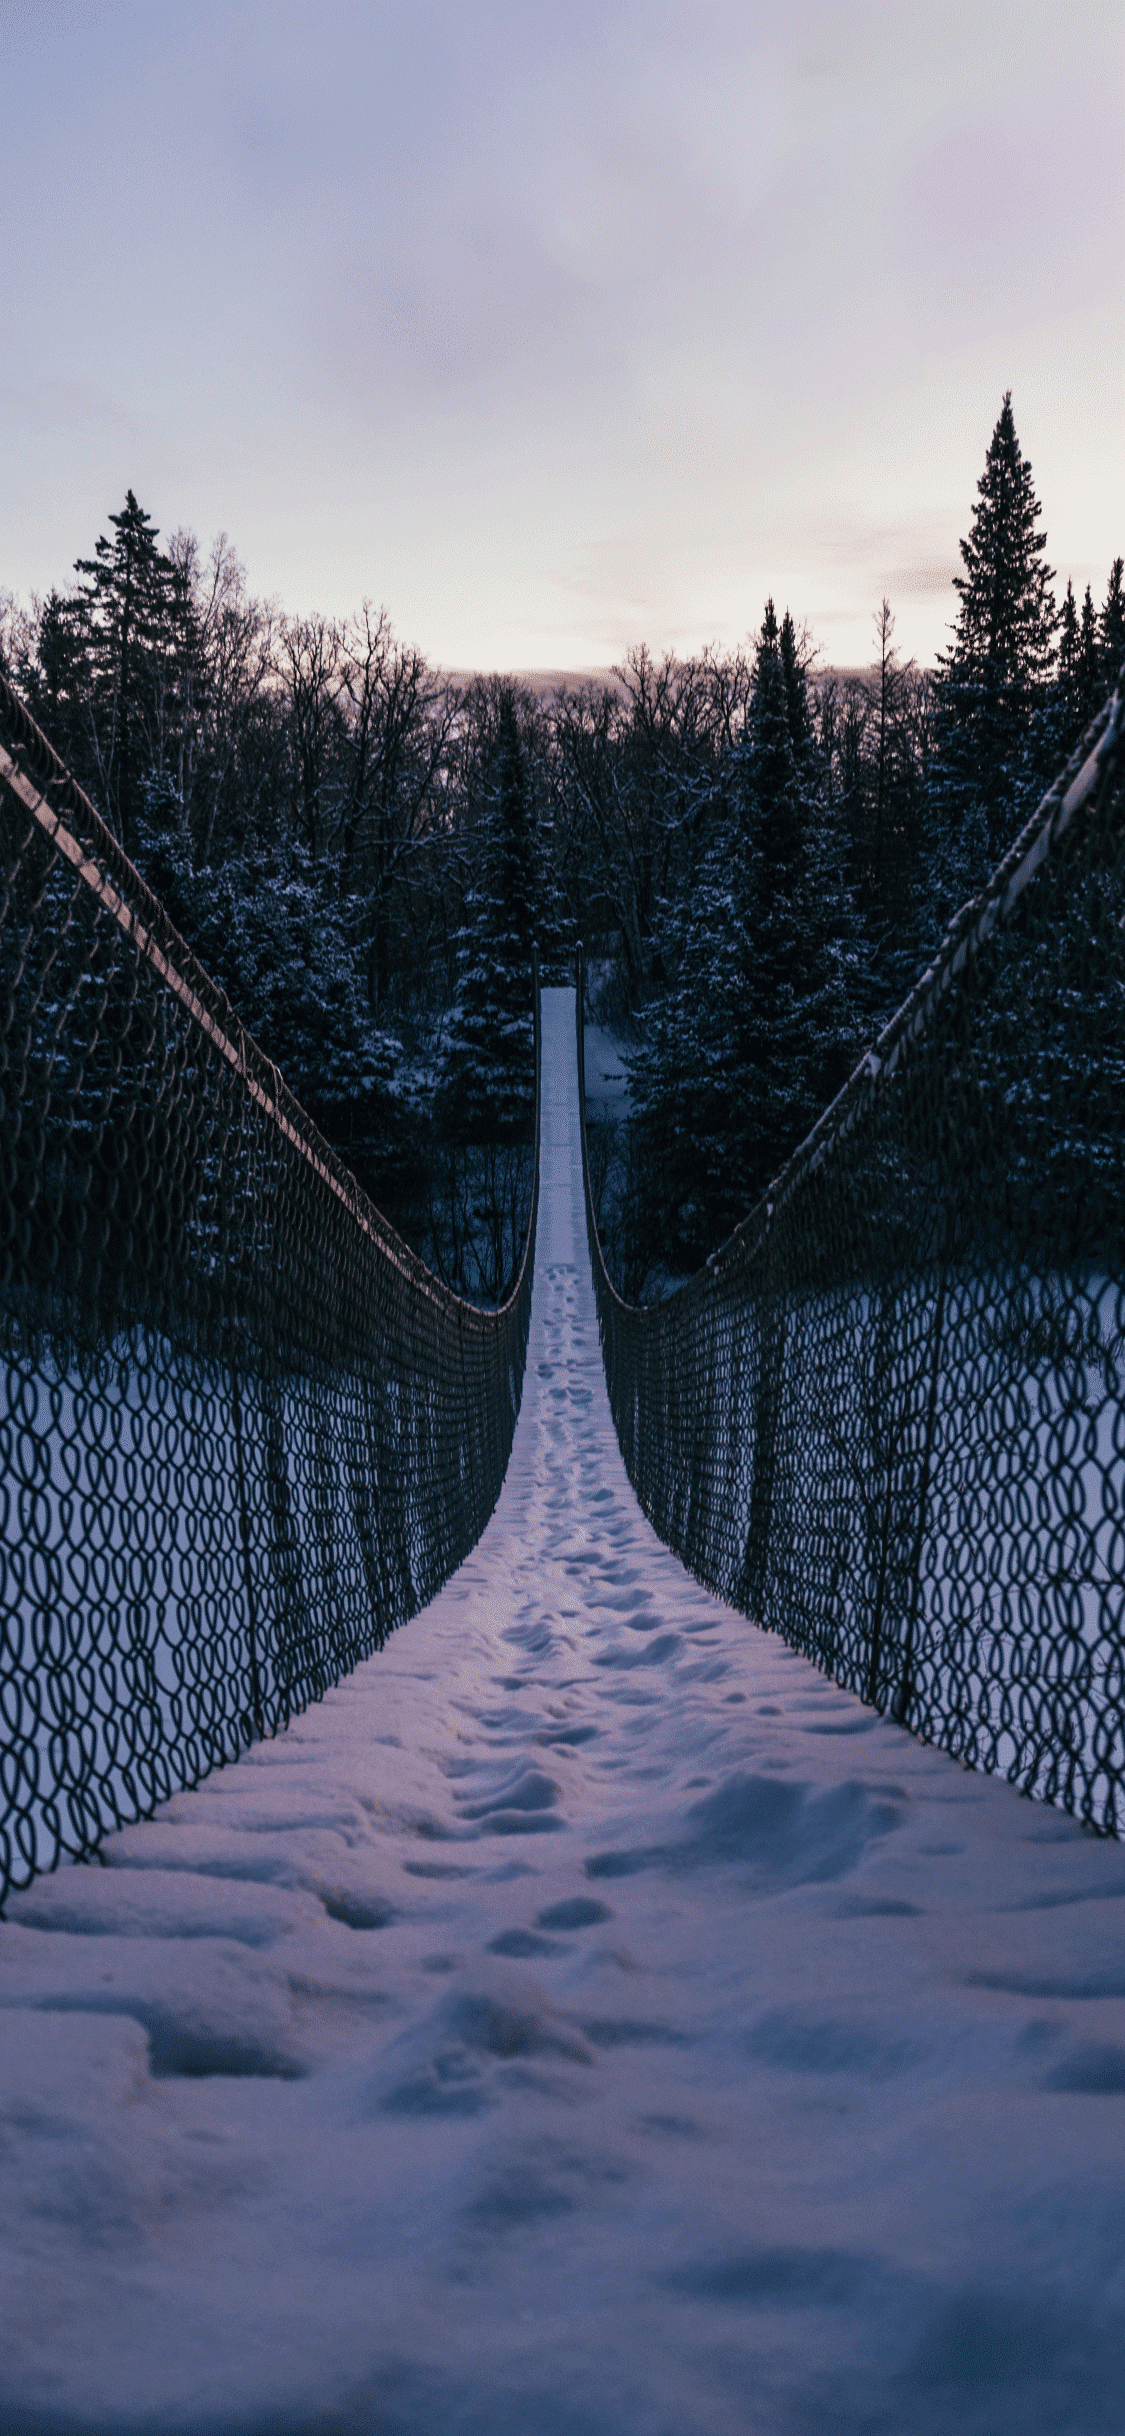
[579,670,1125,1832]
[0,670,540,1905]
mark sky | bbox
[1,0,1122,672]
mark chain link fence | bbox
[0,671,540,1905]
[579,671,1125,1832]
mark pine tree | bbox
[745,606,859,1183]
[629,602,860,1278]
[20,589,93,786]
[628,804,752,1276]
[931,394,1057,874]
[73,491,178,853]
[840,601,933,1010]
[143,839,401,1168]
[778,607,814,766]
[1055,578,1080,751]
[1077,584,1102,730]
[747,602,803,880]
[436,688,541,1143]
[1101,558,1125,688]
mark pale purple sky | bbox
[2,0,1122,671]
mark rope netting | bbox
[0,671,540,1904]
[580,669,1125,1832]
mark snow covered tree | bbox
[436,686,542,1144]
[931,394,1057,878]
[628,603,860,1278]
[414,687,547,1301]
[142,839,401,1166]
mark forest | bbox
[2,394,1122,1304]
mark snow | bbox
[2,987,1125,2436]
[580,1016,631,1118]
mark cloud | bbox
[1,0,1122,665]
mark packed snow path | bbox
[3,991,1125,2436]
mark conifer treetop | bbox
[946,391,1056,690]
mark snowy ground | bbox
[2,989,1125,2436]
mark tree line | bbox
[2,393,1121,1300]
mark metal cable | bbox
[579,668,1125,1831]
[0,669,540,1905]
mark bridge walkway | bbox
[2,990,1124,2436]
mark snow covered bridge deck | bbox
[3,991,1125,2436]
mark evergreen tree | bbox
[778,606,815,766]
[436,688,541,1143]
[19,588,93,786]
[628,797,753,1275]
[1077,584,1102,729]
[1055,578,1080,751]
[629,602,859,1279]
[748,599,805,897]
[140,834,400,1163]
[931,394,1057,875]
[225,858,399,1146]
[73,491,179,853]
[841,602,932,1011]
[1101,558,1125,688]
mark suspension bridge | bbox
[1,669,1124,2433]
